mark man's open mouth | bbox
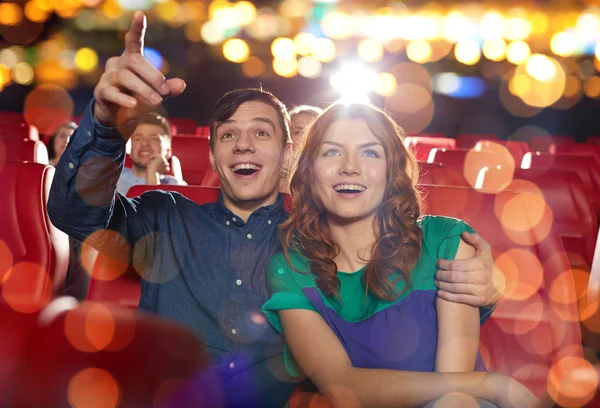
[231,163,262,176]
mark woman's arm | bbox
[280,308,530,408]
[435,239,481,372]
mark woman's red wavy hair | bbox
[280,102,423,301]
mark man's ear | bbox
[209,148,216,171]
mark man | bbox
[117,111,186,195]
[288,105,323,146]
[48,12,500,408]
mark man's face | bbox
[129,124,171,168]
[291,112,317,145]
[210,100,288,209]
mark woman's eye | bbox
[323,149,341,157]
[362,149,380,158]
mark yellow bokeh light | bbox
[293,32,315,56]
[551,32,576,57]
[102,0,122,20]
[0,49,19,69]
[358,38,384,63]
[155,0,180,22]
[311,38,336,63]
[24,1,49,23]
[184,21,203,43]
[271,37,296,60]
[506,41,530,65]
[241,56,265,78]
[374,72,397,97]
[0,3,23,26]
[321,11,352,40]
[208,0,230,20]
[563,75,582,98]
[584,76,600,98]
[280,0,311,19]
[482,38,507,62]
[74,48,98,73]
[223,39,250,63]
[596,43,600,62]
[480,11,505,39]
[526,54,557,83]
[34,0,52,12]
[503,17,532,41]
[509,74,531,97]
[531,11,549,35]
[201,21,225,45]
[297,56,321,79]
[454,40,481,65]
[13,62,34,85]
[273,58,298,78]
[234,1,256,26]
[407,40,432,64]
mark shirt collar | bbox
[214,192,287,227]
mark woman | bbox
[47,121,77,166]
[262,102,538,407]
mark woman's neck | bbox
[327,214,377,273]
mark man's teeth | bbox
[334,184,366,192]
[232,164,261,171]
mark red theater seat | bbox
[0,137,48,164]
[196,126,210,138]
[6,298,216,407]
[0,162,69,305]
[475,140,530,164]
[171,136,211,185]
[531,135,576,152]
[0,122,39,141]
[549,143,600,167]
[456,133,498,149]
[169,117,197,135]
[422,185,583,398]
[417,162,469,187]
[478,168,597,270]
[86,186,221,307]
[201,168,220,187]
[404,136,456,161]
[522,152,600,218]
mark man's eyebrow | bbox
[215,117,277,132]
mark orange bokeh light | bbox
[68,367,120,408]
[23,84,74,135]
[494,249,543,301]
[2,261,52,313]
[547,357,597,408]
[494,190,553,246]
[81,230,131,281]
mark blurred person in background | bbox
[47,121,77,166]
[289,105,323,147]
[117,111,186,194]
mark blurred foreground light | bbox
[311,38,336,63]
[241,56,265,77]
[74,48,98,73]
[407,40,432,64]
[480,11,505,39]
[321,11,352,39]
[454,40,481,65]
[434,73,485,98]
[297,56,322,78]
[201,20,225,45]
[234,1,257,26]
[143,47,163,70]
[506,41,530,65]
[374,72,397,97]
[280,0,311,19]
[330,62,378,104]
[294,32,316,56]
[24,1,50,23]
[504,17,532,41]
[525,54,557,83]
[13,62,34,85]
[0,3,23,26]
[119,0,153,11]
[273,58,298,78]
[358,38,383,63]
[482,38,507,62]
[271,37,295,60]
[551,32,576,57]
[223,39,250,63]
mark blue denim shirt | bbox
[47,102,301,408]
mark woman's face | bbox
[53,127,74,160]
[313,118,387,223]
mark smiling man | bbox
[48,12,501,408]
[116,112,185,194]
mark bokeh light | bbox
[23,84,74,136]
[68,368,120,408]
[271,37,296,60]
[223,39,250,63]
[241,56,265,78]
[297,56,321,79]
[493,249,543,301]
[2,262,52,313]
[311,38,336,63]
[74,47,98,73]
[293,32,316,56]
[454,40,481,65]
[374,72,397,97]
[506,41,531,65]
[547,357,597,408]
[273,58,298,78]
[24,1,50,23]
[358,38,384,63]
[12,62,34,85]
[0,3,24,26]
[321,11,352,39]
[482,38,507,62]
[407,40,432,64]
[551,32,576,57]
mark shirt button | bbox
[247,233,252,240]
[231,328,237,335]
[268,220,272,225]
[229,362,235,369]
[235,279,242,286]
[232,217,237,222]
[87,131,91,137]
[68,162,74,169]
[226,220,230,226]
